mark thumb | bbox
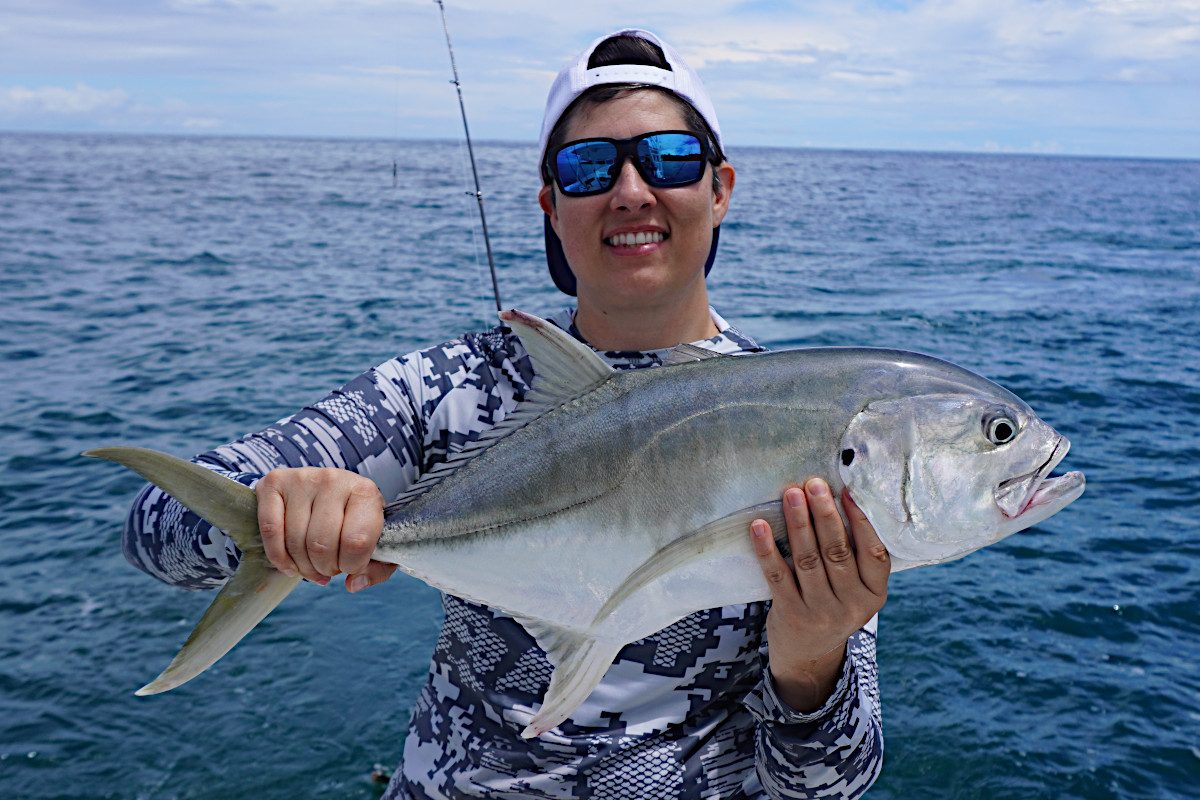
[346,560,398,594]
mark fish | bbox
[85,308,1085,738]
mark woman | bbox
[124,29,888,799]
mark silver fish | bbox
[86,309,1084,738]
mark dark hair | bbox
[541,35,726,191]
[588,35,670,70]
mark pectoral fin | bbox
[591,502,787,627]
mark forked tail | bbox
[84,447,301,694]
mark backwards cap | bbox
[539,29,724,296]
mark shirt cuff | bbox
[748,650,855,727]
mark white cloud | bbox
[181,116,222,128]
[826,68,913,87]
[983,138,1065,154]
[0,83,129,114]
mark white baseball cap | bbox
[537,28,723,174]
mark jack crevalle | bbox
[87,309,1085,738]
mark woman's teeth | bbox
[606,231,665,247]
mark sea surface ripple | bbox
[1,133,1197,799]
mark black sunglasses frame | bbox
[546,130,714,197]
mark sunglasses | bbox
[547,130,713,197]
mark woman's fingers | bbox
[339,483,385,576]
[804,479,863,604]
[750,518,800,609]
[257,474,298,578]
[843,489,890,598]
[800,480,889,619]
[785,483,836,603]
[346,560,398,594]
[255,467,384,586]
[752,479,889,615]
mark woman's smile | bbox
[604,227,668,251]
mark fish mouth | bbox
[994,437,1086,519]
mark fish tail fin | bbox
[83,446,301,693]
[136,548,300,694]
[85,446,261,550]
[517,625,623,739]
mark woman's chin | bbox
[582,260,707,302]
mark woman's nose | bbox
[608,159,656,210]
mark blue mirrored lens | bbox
[637,133,704,186]
[555,141,618,194]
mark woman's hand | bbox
[255,467,396,593]
[750,479,890,713]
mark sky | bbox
[1,0,1198,158]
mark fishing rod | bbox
[433,0,503,313]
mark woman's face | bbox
[538,90,734,314]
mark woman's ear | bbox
[711,161,736,226]
[538,184,558,223]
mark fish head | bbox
[837,392,1085,566]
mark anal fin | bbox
[513,617,624,739]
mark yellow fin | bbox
[84,446,299,693]
[137,551,300,694]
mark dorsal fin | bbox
[387,310,614,513]
[663,342,730,365]
[499,309,613,402]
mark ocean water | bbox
[1,132,1197,799]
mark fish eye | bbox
[841,448,855,466]
[984,412,1019,445]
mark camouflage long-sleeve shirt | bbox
[123,308,883,799]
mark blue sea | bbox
[1,132,1197,799]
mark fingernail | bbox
[751,520,770,539]
[807,479,828,497]
[281,568,297,578]
[348,575,369,593]
[785,488,805,508]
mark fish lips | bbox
[994,436,1086,521]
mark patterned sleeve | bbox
[121,329,526,591]
[744,616,883,799]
